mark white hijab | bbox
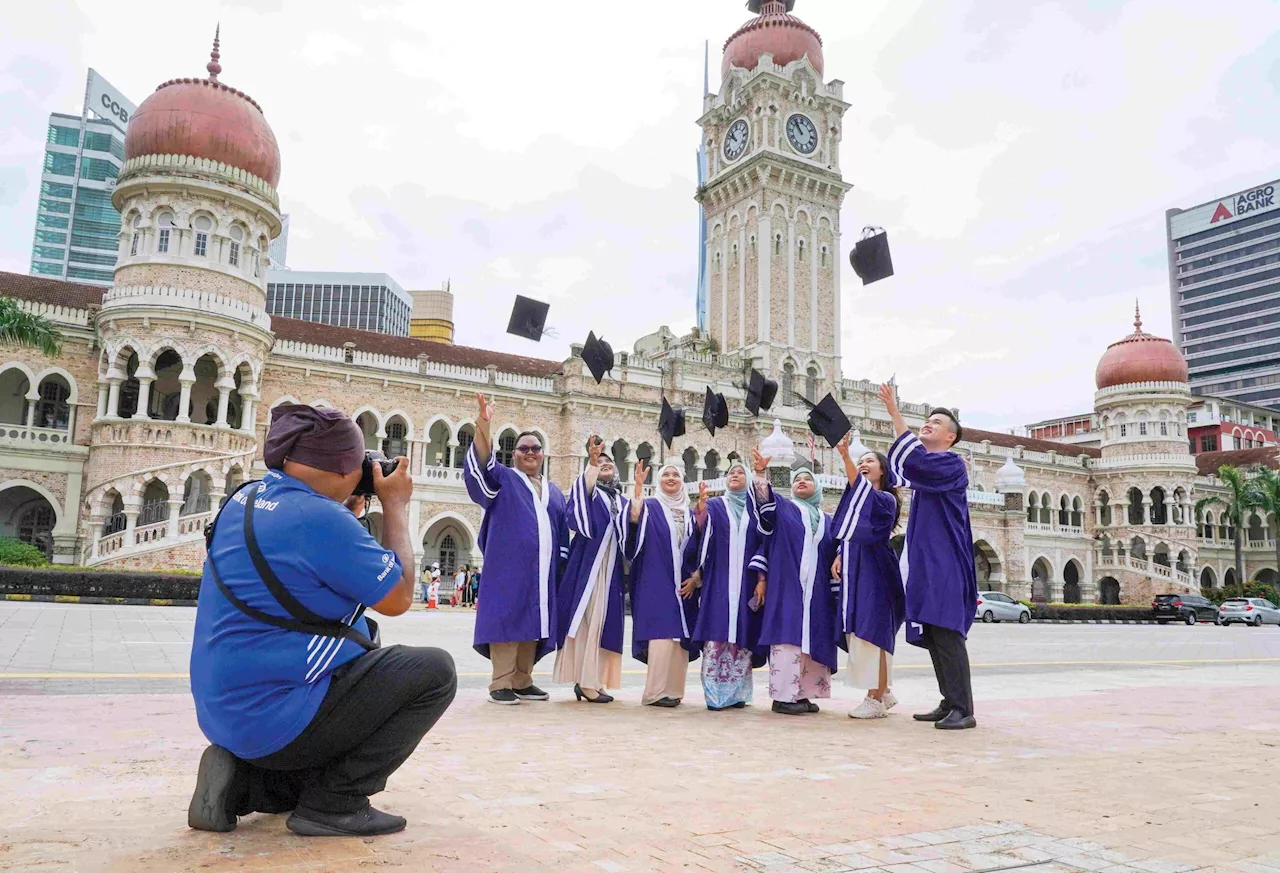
[655,463,689,526]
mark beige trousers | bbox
[642,639,690,705]
[489,640,538,692]
[553,565,622,692]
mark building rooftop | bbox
[962,426,1102,459]
[1194,447,1280,476]
[0,271,105,311]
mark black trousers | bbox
[921,624,974,718]
[238,644,457,815]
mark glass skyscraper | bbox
[265,271,413,336]
[29,70,135,287]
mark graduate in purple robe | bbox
[831,435,905,720]
[756,466,839,715]
[880,383,979,730]
[623,463,703,708]
[687,454,775,711]
[464,392,569,706]
[553,436,628,703]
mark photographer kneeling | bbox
[188,404,456,837]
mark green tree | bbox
[1195,465,1256,593]
[0,297,62,356]
[1245,466,1280,593]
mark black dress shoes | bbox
[806,700,820,713]
[935,710,977,730]
[650,698,681,708]
[513,685,550,701]
[574,684,614,703]
[188,745,243,833]
[913,701,951,722]
[286,804,407,837]
[772,700,810,715]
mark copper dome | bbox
[124,29,281,188]
[723,0,824,80]
[1095,305,1188,389]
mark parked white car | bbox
[976,591,1031,624]
[1218,598,1280,626]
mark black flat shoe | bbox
[935,711,977,730]
[513,685,549,701]
[731,701,747,709]
[574,684,613,703]
[649,697,680,708]
[804,700,820,713]
[913,700,951,722]
[188,745,243,833]
[771,700,809,716]
[286,804,406,837]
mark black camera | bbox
[354,450,399,497]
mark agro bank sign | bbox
[1170,181,1280,241]
[85,68,136,133]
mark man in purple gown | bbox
[880,383,979,730]
[464,392,570,705]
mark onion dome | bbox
[995,455,1026,494]
[1095,303,1189,389]
[723,0,824,80]
[124,27,281,187]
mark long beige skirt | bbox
[846,634,893,689]
[553,566,622,692]
[641,639,689,705]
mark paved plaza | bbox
[1,603,1278,873]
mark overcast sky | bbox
[2,0,1279,431]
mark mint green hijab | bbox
[791,467,823,533]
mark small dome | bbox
[847,429,871,460]
[723,0,824,80]
[1095,304,1188,390]
[124,29,281,187]
[761,419,797,466]
[995,455,1026,493]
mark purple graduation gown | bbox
[832,474,905,656]
[464,443,569,662]
[756,492,839,673]
[556,475,627,655]
[888,432,978,647]
[687,490,774,668]
[623,498,699,664]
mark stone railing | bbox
[98,530,126,557]
[103,285,271,329]
[969,491,1006,507]
[1091,454,1198,471]
[272,340,345,363]
[92,419,257,455]
[352,350,419,374]
[1094,381,1192,400]
[419,466,466,487]
[13,298,94,327]
[0,424,81,452]
[1026,522,1054,534]
[178,512,212,537]
[1095,554,1194,587]
[116,153,279,207]
[493,371,556,393]
[133,520,168,547]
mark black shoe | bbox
[805,700,820,713]
[649,697,680,708]
[771,700,810,716]
[574,683,613,703]
[935,710,977,730]
[188,745,242,833]
[286,804,407,837]
[488,689,520,705]
[513,685,549,701]
[731,701,747,708]
[913,700,951,722]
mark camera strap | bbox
[205,480,379,651]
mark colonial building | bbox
[2,5,1277,602]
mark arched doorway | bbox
[973,540,1003,589]
[682,447,699,482]
[1225,567,1238,588]
[1030,557,1052,603]
[0,485,57,560]
[421,514,476,585]
[1099,577,1121,605]
[1199,566,1217,592]
[1063,560,1082,603]
[1256,568,1280,594]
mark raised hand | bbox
[836,434,850,458]
[633,459,649,496]
[878,382,899,416]
[751,447,770,474]
[587,435,604,467]
[476,391,495,424]
[697,480,709,513]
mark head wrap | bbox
[265,403,366,475]
[723,461,748,522]
[656,464,688,526]
[791,466,823,534]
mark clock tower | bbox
[697,0,851,403]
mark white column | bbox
[176,370,195,424]
[720,239,728,351]
[809,224,818,351]
[787,219,796,348]
[167,499,184,539]
[214,377,235,428]
[239,392,258,435]
[134,377,153,422]
[833,227,843,369]
[96,384,108,420]
[106,378,122,419]
[758,213,772,347]
[23,391,39,427]
[737,226,746,351]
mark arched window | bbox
[228,225,244,268]
[1071,496,1083,528]
[193,215,212,257]
[34,375,71,430]
[774,233,783,256]
[820,246,829,267]
[129,214,141,256]
[683,447,699,482]
[704,450,720,479]
[1059,495,1070,527]
[805,366,818,403]
[1127,487,1144,525]
[797,239,806,262]
[781,364,794,404]
[18,504,54,558]
[497,432,517,467]
[156,211,173,253]
[1039,493,1051,526]
[454,427,474,469]
[1026,491,1038,524]
[382,419,408,459]
[439,534,457,576]
[1150,487,1167,525]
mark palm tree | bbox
[1246,467,1280,588]
[1195,464,1255,593]
[0,298,62,356]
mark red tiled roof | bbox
[0,270,106,310]
[961,426,1102,458]
[1195,447,1280,476]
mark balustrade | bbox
[133,520,168,547]
[178,512,212,536]
[92,419,257,453]
[0,424,76,450]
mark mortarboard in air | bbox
[658,398,686,449]
[797,392,852,447]
[702,387,729,436]
[506,295,550,341]
[581,332,614,384]
[850,226,894,286]
[745,369,778,416]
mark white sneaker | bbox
[849,696,888,719]
[883,690,898,711]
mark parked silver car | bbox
[1218,598,1280,626]
[976,591,1031,624]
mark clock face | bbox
[786,114,819,155]
[723,119,750,161]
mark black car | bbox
[1152,594,1218,625]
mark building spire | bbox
[1134,299,1142,332]
[207,24,222,81]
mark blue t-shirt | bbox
[190,470,402,759]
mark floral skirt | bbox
[768,644,831,703]
[700,641,753,709]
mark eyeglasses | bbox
[515,445,543,455]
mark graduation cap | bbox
[797,392,852,447]
[745,369,778,416]
[850,226,894,286]
[658,398,686,449]
[581,332,614,384]
[702,387,729,436]
[506,295,550,341]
